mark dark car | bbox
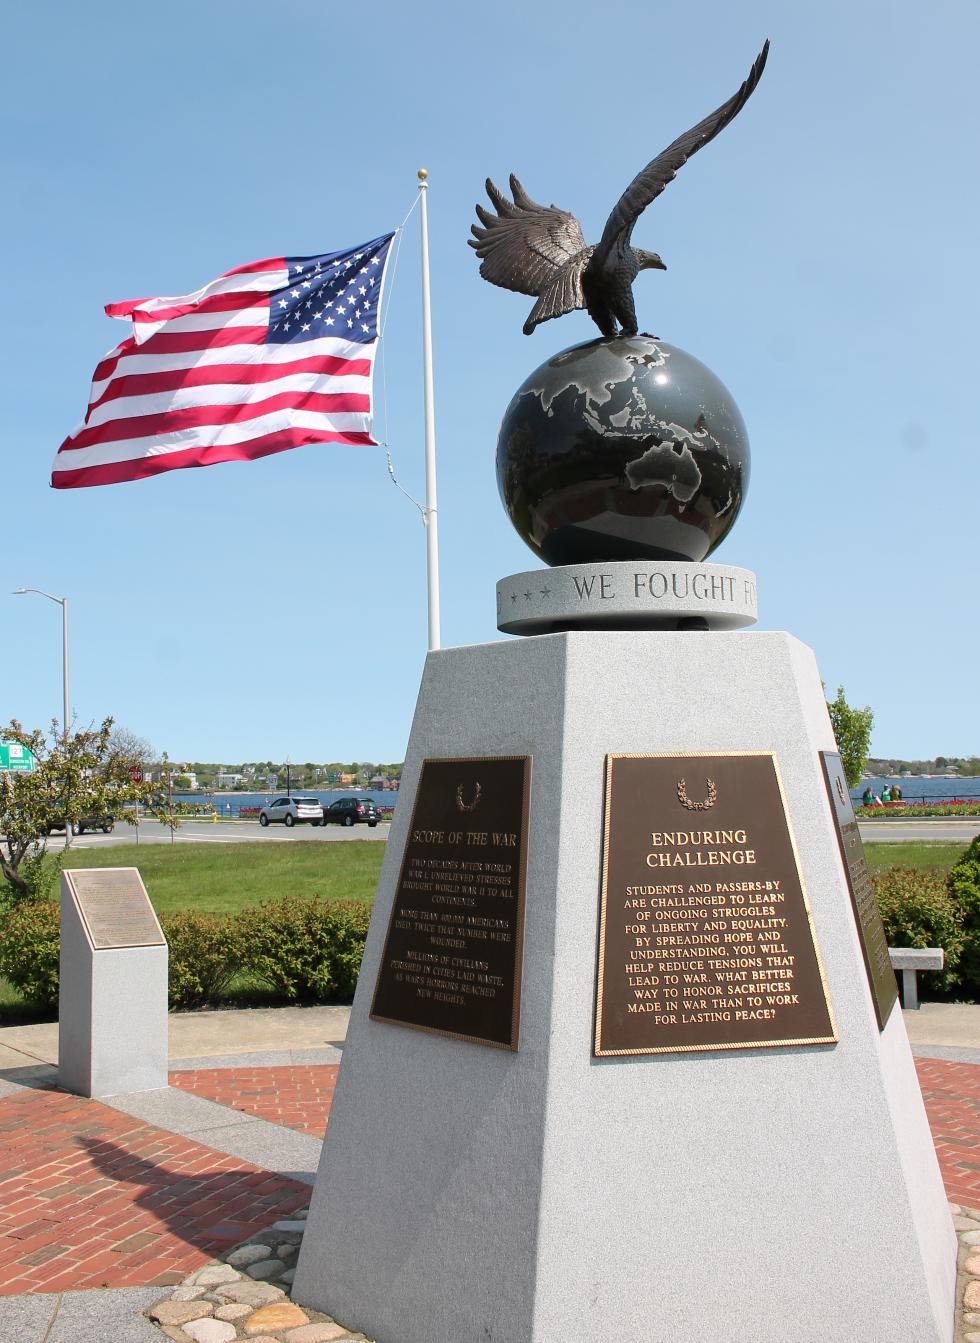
[48,814,115,835]
[322,797,379,828]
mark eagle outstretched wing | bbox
[469,176,591,333]
[592,40,769,268]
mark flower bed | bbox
[857,802,980,819]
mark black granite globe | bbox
[496,334,749,566]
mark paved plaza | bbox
[1,1004,979,1339]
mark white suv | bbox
[258,796,324,827]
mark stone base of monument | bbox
[293,629,955,1343]
[59,868,168,1098]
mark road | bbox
[51,816,980,849]
[857,819,980,844]
[59,819,391,848]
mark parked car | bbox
[48,814,115,835]
[322,797,380,828]
[258,796,324,827]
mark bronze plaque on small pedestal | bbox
[371,756,530,1050]
[820,751,898,1029]
[65,868,164,950]
[595,753,837,1056]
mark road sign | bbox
[128,765,144,785]
[0,742,37,773]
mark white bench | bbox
[889,947,944,1011]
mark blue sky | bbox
[3,0,978,763]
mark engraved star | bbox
[510,593,517,603]
[524,591,532,600]
[540,586,551,597]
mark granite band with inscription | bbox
[496,561,757,635]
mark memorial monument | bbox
[60,867,168,1098]
[294,42,955,1342]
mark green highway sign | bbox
[0,742,37,773]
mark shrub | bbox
[0,899,61,1008]
[0,848,61,913]
[874,867,964,995]
[161,911,244,1010]
[948,836,980,997]
[241,896,372,1001]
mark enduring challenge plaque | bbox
[820,751,898,1029]
[371,756,530,1050]
[65,868,164,951]
[595,753,837,1056]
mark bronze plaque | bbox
[820,751,898,1029]
[595,753,837,1056]
[66,868,164,950]
[371,756,530,1050]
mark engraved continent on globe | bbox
[496,335,749,566]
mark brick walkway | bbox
[170,1065,337,1138]
[0,1087,308,1296]
[915,1057,980,1209]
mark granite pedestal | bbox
[294,630,955,1342]
[59,869,168,1098]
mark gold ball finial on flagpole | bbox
[418,167,428,182]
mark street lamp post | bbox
[12,588,70,743]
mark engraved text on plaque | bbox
[371,756,530,1050]
[820,751,898,1029]
[595,753,836,1056]
[66,868,165,951]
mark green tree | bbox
[0,717,174,900]
[826,686,874,788]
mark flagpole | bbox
[418,168,441,651]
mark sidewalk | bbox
[1,1003,979,1341]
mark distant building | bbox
[217,771,243,788]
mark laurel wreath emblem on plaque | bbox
[456,781,482,813]
[677,778,717,811]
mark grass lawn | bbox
[53,841,385,916]
[863,842,966,875]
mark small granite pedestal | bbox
[59,868,168,1098]
[294,621,955,1342]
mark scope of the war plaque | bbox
[371,756,530,1050]
[595,753,837,1056]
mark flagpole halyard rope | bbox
[377,190,428,518]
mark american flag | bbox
[51,233,394,489]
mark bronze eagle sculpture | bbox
[469,40,769,338]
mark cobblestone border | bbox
[143,1207,373,1343]
[148,1200,976,1342]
